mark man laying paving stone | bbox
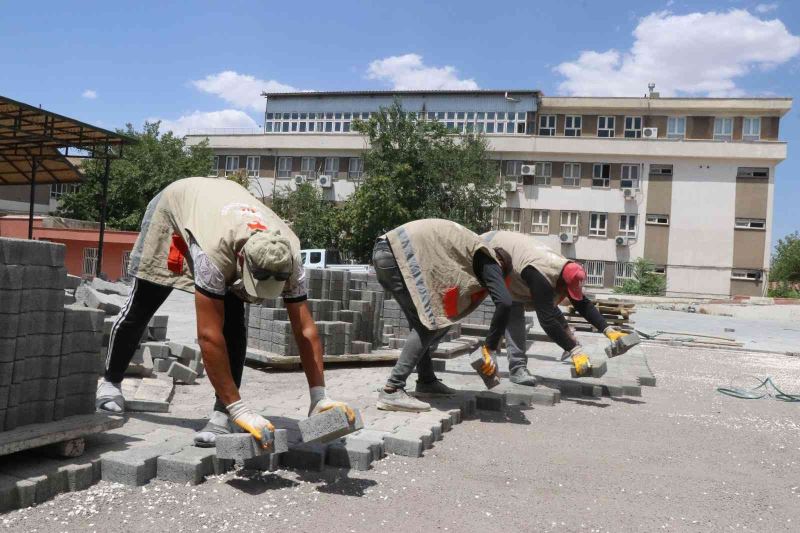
[96,177,355,448]
[481,230,636,382]
[374,219,514,412]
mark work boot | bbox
[413,379,457,398]
[96,379,125,413]
[377,387,431,412]
[509,367,537,387]
[194,410,232,448]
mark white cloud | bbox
[191,71,297,111]
[153,109,258,137]
[755,3,778,13]
[555,9,800,96]
[367,54,479,90]
[82,89,97,99]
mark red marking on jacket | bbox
[442,277,512,318]
[167,232,189,274]
[247,221,268,232]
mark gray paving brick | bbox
[215,430,288,460]
[299,407,363,444]
[167,362,197,384]
[384,430,424,457]
[281,442,328,471]
[0,474,19,513]
[101,436,189,486]
[476,390,506,411]
[58,463,95,492]
[157,446,232,485]
[326,440,375,471]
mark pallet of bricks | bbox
[564,299,635,332]
[245,269,391,365]
[0,237,122,458]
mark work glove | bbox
[478,344,498,377]
[226,399,275,448]
[308,386,356,423]
[603,326,626,342]
[569,345,591,377]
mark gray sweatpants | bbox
[504,302,529,373]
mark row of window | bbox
[537,114,763,141]
[505,161,642,188]
[82,248,132,279]
[644,214,765,230]
[500,209,639,239]
[212,156,365,180]
[50,183,80,199]
[264,110,529,135]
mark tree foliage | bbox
[58,122,213,230]
[770,231,800,282]
[613,258,666,296]
[271,183,340,250]
[339,100,503,261]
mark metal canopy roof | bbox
[0,148,83,185]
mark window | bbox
[734,218,766,230]
[224,156,239,177]
[563,163,581,187]
[598,116,615,137]
[592,163,610,187]
[621,165,640,189]
[506,160,523,178]
[531,210,549,234]
[300,157,316,178]
[83,248,98,277]
[50,183,79,199]
[667,117,686,139]
[743,117,761,141]
[500,208,521,232]
[653,265,667,275]
[589,213,607,237]
[737,167,769,178]
[309,251,322,266]
[714,117,733,141]
[624,116,642,138]
[277,156,293,178]
[209,156,219,177]
[560,211,580,235]
[646,214,669,225]
[324,157,339,179]
[121,250,132,280]
[534,162,552,185]
[348,157,364,179]
[538,115,556,136]
[565,115,582,137]
[246,156,260,178]
[649,164,673,176]
[619,214,637,238]
[614,262,635,287]
[731,270,762,281]
[583,260,605,287]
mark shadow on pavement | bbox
[296,469,378,497]
[227,471,300,494]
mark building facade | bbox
[185,89,791,298]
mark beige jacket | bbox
[129,177,301,294]
[481,230,570,304]
[385,219,498,330]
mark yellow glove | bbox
[604,326,625,342]
[479,344,497,376]
[227,400,275,448]
[309,386,355,423]
[569,346,591,377]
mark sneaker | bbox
[509,367,537,387]
[377,387,431,412]
[194,411,232,448]
[96,379,125,413]
[413,379,457,398]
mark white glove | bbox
[226,400,275,448]
[308,386,355,423]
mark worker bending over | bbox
[374,219,514,412]
[481,230,629,383]
[97,177,354,447]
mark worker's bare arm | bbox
[194,290,240,406]
[286,300,325,388]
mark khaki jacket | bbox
[129,177,300,293]
[481,230,570,304]
[385,219,497,330]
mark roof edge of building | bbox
[261,89,542,98]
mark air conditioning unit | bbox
[642,127,658,139]
[623,188,634,198]
[293,175,305,185]
[616,236,631,246]
[318,175,332,188]
[520,164,535,176]
[504,180,518,192]
[559,232,576,244]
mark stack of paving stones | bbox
[246,269,386,358]
[0,237,104,432]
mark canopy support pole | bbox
[27,156,38,239]
[95,152,110,277]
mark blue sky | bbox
[2,0,798,248]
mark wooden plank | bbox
[0,413,124,457]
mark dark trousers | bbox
[373,240,448,389]
[105,277,247,413]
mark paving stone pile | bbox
[0,237,104,431]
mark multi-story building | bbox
[185,89,791,298]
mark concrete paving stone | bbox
[140,341,170,359]
[343,429,388,461]
[383,430,424,457]
[62,305,104,334]
[0,237,65,267]
[189,357,205,378]
[157,446,232,485]
[0,289,21,314]
[167,361,197,384]
[0,265,23,290]
[0,338,15,363]
[168,342,201,364]
[407,421,441,443]
[475,390,506,411]
[242,452,282,472]
[0,473,19,513]
[126,399,170,413]
[0,313,19,339]
[90,277,130,297]
[82,287,126,315]
[216,430,289,460]
[326,440,375,471]
[0,362,10,386]
[58,463,95,492]
[20,289,65,312]
[133,377,174,403]
[280,442,328,471]
[101,435,189,486]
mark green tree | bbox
[614,258,666,296]
[339,101,503,261]
[770,231,800,282]
[271,182,340,250]
[58,122,213,230]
